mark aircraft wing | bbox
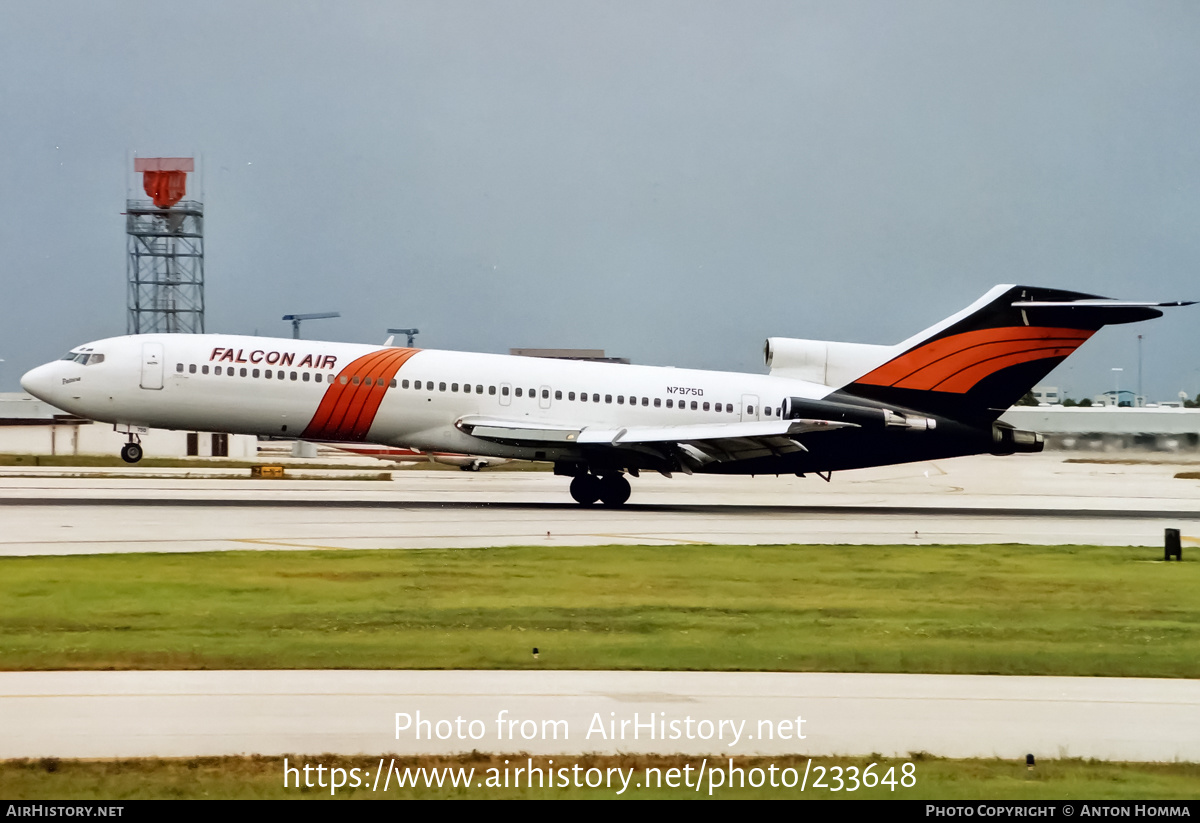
[456,415,857,469]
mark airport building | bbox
[0,393,257,459]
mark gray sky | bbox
[2,1,1198,400]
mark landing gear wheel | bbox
[598,473,631,507]
[121,443,143,464]
[569,474,602,505]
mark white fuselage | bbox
[22,333,836,464]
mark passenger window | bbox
[202,365,209,375]
[278,371,285,380]
[176,363,184,373]
[641,397,648,406]
[463,384,471,394]
[290,372,298,381]
[352,376,360,385]
[302,372,310,382]
[703,402,710,411]
[569,392,576,401]
[452,383,459,392]
[489,386,496,395]
[215,366,222,375]
[747,405,754,414]
[239,368,246,377]
[727,404,733,413]
[690,401,697,410]
[580,393,588,403]
[389,378,396,388]
[365,377,374,387]
[315,373,322,383]
[543,389,550,399]
[555,390,562,400]
[439,382,446,391]
[502,386,509,396]
[617,396,624,404]
[605,395,612,404]
[654,398,661,408]
[253,369,260,378]
[265,369,272,378]
[476,385,483,393]
[189,364,196,374]
[515,388,523,397]
[592,394,599,402]
[765,406,771,416]
[666,399,673,408]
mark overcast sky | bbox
[2,2,1198,400]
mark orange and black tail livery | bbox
[837,285,1191,423]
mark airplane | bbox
[20,285,1192,506]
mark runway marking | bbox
[591,533,713,546]
[234,538,361,551]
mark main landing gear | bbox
[569,473,631,507]
[120,438,143,464]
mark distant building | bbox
[1031,385,1061,405]
[510,348,630,365]
[0,393,256,459]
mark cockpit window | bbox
[60,351,104,364]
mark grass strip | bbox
[0,544,1197,676]
[1,753,1197,799]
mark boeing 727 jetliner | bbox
[21,285,1192,505]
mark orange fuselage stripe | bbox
[302,348,420,441]
[856,327,1093,393]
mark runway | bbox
[2,670,1197,761]
[0,454,1198,555]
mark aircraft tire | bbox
[569,474,602,506]
[598,473,631,507]
[121,443,143,464]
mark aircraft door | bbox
[140,342,164,390]
[539,385,552,410]
[740,394,759,422]
[499,382,512,407]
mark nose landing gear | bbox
[569,472,631,506]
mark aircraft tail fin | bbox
[835,285,1192,423]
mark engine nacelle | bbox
[781,396,935,430]
[990,425,1044,455]
[765,337,893,388]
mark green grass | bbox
[1,754,1197,799]
[1,544,1197,676]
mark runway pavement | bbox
[0,454,1198,555]
[2,670,1197,761]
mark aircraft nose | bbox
[20,363,57,403]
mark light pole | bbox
[1137,334,1143,405]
